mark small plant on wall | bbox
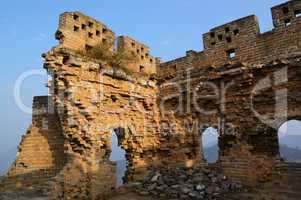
[79,36,138,72]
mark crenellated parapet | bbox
[56,12,115,51]
[202,15,260,65]
[118,36,157,74]
[271,0,301,28]
[159,0,301,79]
[55,12,157,75]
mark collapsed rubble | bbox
[0,182,50,200]
[132,165,245,200]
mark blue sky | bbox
[0,0,290,163]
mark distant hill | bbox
[203,143,301,164]
[280,145,301,163]
[279,135,301,149]
[204,144,219,163]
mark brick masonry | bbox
[2,0,301,199]
[1,96,66,190]
[56,12,157,75]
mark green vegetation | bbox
[79,38,138,73]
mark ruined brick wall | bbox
[43,47,164,198]
[2,11,185,199]
[159,0,301,78]
[42,46,199,199]
[2,96,66,189]
[3,0,301,199]
[159,57,301,198]
[158,0,301,188]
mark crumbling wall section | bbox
[43,47,166,199]
[2,96,66,190]
[42,44,206,198]
[159,54,301,185]
[158,1,301,188]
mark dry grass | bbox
[78,38,138,73]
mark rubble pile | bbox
[133,166,245,200]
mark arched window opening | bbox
[278,120,301,163]
[201,127,219,163]
[109,129,127,187]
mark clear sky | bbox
[0,0,290,162]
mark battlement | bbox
[159,0,301,78]
[56,12,115,51]
[271,0,301,27]
[55,12,157,75]
[118,36,156,74]
[203,15,260,50]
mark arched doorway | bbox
[201,127,219,163]
[278,120,301,163]
[109,128,127,187]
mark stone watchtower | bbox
[55,12,157,75]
